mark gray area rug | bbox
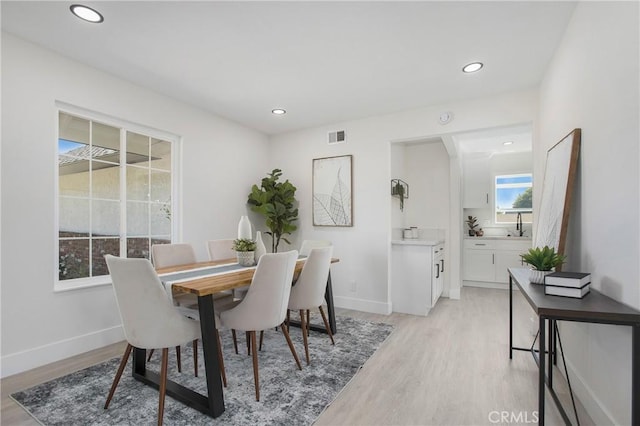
[12,315,393,425]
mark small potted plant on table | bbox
[466,216,479,236]
[521,246,566,284]
[233,238,257,267]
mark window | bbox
[495,173,532,224]
[57,110,175,288]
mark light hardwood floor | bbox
[2,287,594,425]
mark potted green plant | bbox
[233,238,257,266]
[247,169,298,253]
[392,180,405,211]
[521,245,566,284]
[466,216,479,236]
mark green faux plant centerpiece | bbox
[233,238,257,267]
[232,238,256,252]
[521,246,566,284]
[247,169,298,253]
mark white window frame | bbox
[54,102,182,292]
[494,172,532,224]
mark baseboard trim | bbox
[1,325,124,378]
[562,357,618,425]
[447,287,461,300]
[334,295,391,315]
[463,280,510,290]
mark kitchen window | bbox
[57,109,177,290]
[495,173,532,224]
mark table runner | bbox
[159,262,255,302]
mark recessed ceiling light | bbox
[272,109,286,115]
[503,141,514,146]
[462,62,483,73]
[70,4,104,23]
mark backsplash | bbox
[392,227,445,241]
[463,208,531,237]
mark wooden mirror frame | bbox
[534,129,581,269]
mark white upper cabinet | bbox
[462,156,491,208]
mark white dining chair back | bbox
[299,239,332,256]
[152,243,197,269]
[104,255,202,425]
[105,255,200,349]
[150,242,228,377]
[219,250,302,401]
[207,239,236,261]
[287,246,335,365]
[288,246,333,310]
[221,250,298,331]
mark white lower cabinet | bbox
[463,239,530,284]
[391,242,445,316]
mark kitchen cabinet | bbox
[463,156,491,208]
[391,241,445,316]
[432,245,445,306]
[463,238,530,284]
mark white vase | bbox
[238,215,252,240]
[255,231,267,261]
[236,251,255,267]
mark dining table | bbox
[130,255,339,418]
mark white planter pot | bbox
[529,269,551,284]
[236,251,255,267]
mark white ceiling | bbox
[455,123,532,155]
[1,1,577,136]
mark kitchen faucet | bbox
[516,212,523,237]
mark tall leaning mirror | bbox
[534,128,581,271]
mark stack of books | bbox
[544,271,591,298]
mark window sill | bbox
[54,276,112,293]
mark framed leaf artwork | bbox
[534,128,581,269]
[312,155,353,226]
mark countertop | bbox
[464,236,531,241]
[391,239,444,246]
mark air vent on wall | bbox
[328,130,346,144]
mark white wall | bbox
[268,90,538,314]
[0,33,270,377]
[404,142,450,231]
[390,143,405,229]
[537,2,639,424]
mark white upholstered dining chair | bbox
[219,250,302,401]
[207,238,248,302]
[207,238,249,354]
[150,243,233,376]
[206,239,236,262]
[299,239,332,256]
[287,246,335,365]
[103,255,201,426]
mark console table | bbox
[508,267,640,425]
